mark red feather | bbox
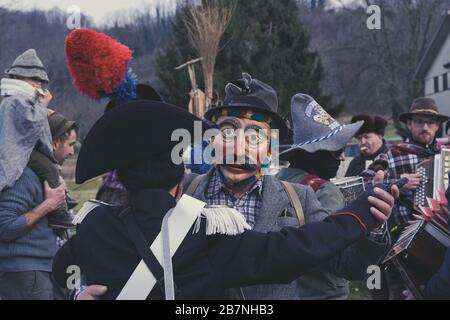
[65,28,132,98]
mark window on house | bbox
[443,73,448,91]
[434,76,440,93]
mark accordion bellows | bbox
[65,28,132,99]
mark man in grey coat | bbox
[275,94,388,299]
[75,73,397,300]
[181,74,390,300]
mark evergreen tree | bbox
[156,0,334,117]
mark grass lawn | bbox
[66,178,102,212]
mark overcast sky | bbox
[0,0,360,25]
[0,0,176,25]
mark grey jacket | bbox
[277,167,348,299]
[184,169,388,300]
[0,95,54,192]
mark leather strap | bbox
[118,208,167,297]
[280,181,305,226]
[185,174,204,196]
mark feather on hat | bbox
[65,28,136,101]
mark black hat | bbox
[351,114,387,136]
[204,73,288,139]
[48,112,76,140]
[104,83,164,112]
[76,100,209,184]
[399,97,449,123]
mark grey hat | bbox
[4,49,49,83]
[204,73,289,139]
[280,93,363,160]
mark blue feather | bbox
[103,66,138,105]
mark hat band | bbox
[293,125,345,148]
[209,108,278,129]
[412,109,438,115]
[9,64,47,72]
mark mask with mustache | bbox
[216,154,264,190]
[219,154,259,172]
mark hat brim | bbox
[53,120,76,140]
[279,121,363,160]
[5,67,49,83]
[399,112,450,124]
[204,104,288,139]
[76,100,209,184]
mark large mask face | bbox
[212,116,271,185]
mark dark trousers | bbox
[0,271,54,300]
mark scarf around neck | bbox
[0,78,39,102]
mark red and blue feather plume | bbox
[65,28,137,104]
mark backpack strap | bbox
[280,181,305,226]
[184,174,204,196]
[301,174,327,192]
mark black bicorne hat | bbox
[76,100,210,183]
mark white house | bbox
[415,11,450,118]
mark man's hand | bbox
[76,285,108,300]
[42,180,66,212]
[39,89,52,108]
[367,171,400,226]
[24,181,66,228]
[400,173,422,190]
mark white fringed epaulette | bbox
[193,205,252,236]
[72,199,113,225]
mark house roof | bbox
[415,11,450,79]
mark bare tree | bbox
[183,0,235,115]
[297,0,450,137]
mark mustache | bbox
[220,155,259,171]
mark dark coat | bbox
[345,141,388,177]
[52,188,378,300]
[185,171,387,300]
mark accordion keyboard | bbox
[414,159,433,211]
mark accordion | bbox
[414,148,450,211]
[331,176,365,206]
[382,191,450,299]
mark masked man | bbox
[182,74,393,300]
[276,94,389,299]
[52,99,398,300]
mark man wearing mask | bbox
[182,75,392,300]
[345,115,388,177]
[276,94,389,299]
[73,73,398,300]
[55,91,398,300]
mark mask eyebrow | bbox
[245,124,268,137]
[245,124,267,131]
[217,118,240,129]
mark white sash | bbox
[116,195,206,300]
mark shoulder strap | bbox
[185,174,204,196]
[280,181,305,226]
[300,174,327,192]
[118,208,175,299]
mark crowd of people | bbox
[0,28,449,300]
